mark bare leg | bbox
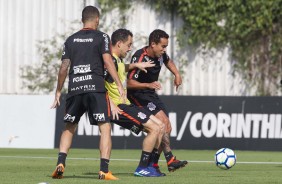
[155,110,172,154]
[142,119,160,152]
[59,123,78,153]
[149,115,165,149]
[52,122,77,179]
[98,122,112,159]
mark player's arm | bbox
[51,59,70,108]
[125,61,155,73]
[101,34,125,100]
[127,79,161,90]
[165,59,182,91]
[103,53,125,100]
[127,54,160,90]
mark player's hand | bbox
[147,81,162,90]
[117,85,126,103]
[51,91,61,109]
[174,74,182,92]
[109,100,123,120]
[136,61,155,73]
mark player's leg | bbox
[155,110,188,172]
[87,93,118,180]
[52,95,84,179]
[148,115,165,148]
[146,115,166,175]
[134,118,164,177]
[112,104,164,177]
[52,122,78,179]
[98,122,112,161]
[97,122,118,180]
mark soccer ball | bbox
[215,148,236,170]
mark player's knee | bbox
[166,123,172,133]
[65,122,78,133]
[164,118,172,133]
[159,123,165,135]
[166,125,172,134]
[98,122,112,134]
[149,122,162,136]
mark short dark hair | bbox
[111,29,133,46]
[149,29,169,45]
[82,6,100,23]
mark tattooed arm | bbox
[51,59,70,108]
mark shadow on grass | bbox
[84,172,133,176]
[48,171,136,180]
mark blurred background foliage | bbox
[21,0,282,95]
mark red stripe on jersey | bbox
[106,92,111,117]
[129,51,146,79]
[129,95,142,107]
[120,111,141,125]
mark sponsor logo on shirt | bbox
[130,125,140,134]
[93,113,105,121]
[103,34,109,51]
[70,85,96,92]
[144,56,150,62]
[137,112,147,120]
[73,64,91,74]
[62,44,66,56]
[73,75,92,83]
[73,38,93,42]
[64,114,75,122]
[147,102,156,111]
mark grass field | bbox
[0,148,281,184]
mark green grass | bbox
[0,149,281,184]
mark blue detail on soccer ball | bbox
[215,148,236,170]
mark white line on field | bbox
[0,156,281,165]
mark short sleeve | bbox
[127,53,144,80]
[100,33,111,54]
[104,56,118,83]
[163,53,170,64]
[61,42,70,60]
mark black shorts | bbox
[111,104,151,135]
[128,92,168,116]
[64,92,111,125]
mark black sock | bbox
[138,151,151,168]
[151,148,160,165]
[57,152,67,167]
[164,151,174,163]
[100,158,109,173]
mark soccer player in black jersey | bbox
[50,6,124,180]
[127,29,188,173]
[104,28,165,177]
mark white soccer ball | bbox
[215,148,236,170]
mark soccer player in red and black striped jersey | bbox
[127,29,188,173]
[105,28,165,177]
[50,6,124,180]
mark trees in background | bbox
[144,0,282,95]
[21,0,282,95]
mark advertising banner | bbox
[55,96,282,151]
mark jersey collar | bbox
[81,28,96,30]
[112,53,122,63]
[144,46,155,58]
